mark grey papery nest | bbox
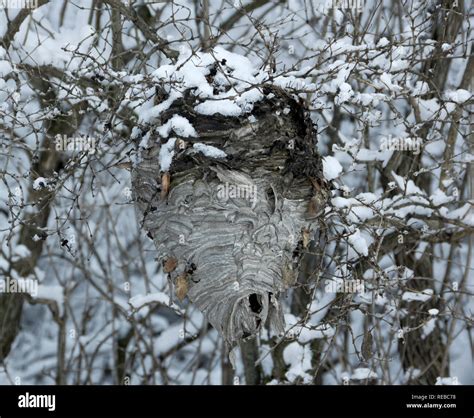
[132,83,329,350]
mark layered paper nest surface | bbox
[132,49,328,348]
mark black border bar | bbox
[0,385,472,417]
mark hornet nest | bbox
[131,49,330,350]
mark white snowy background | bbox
[0,0,472,385]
